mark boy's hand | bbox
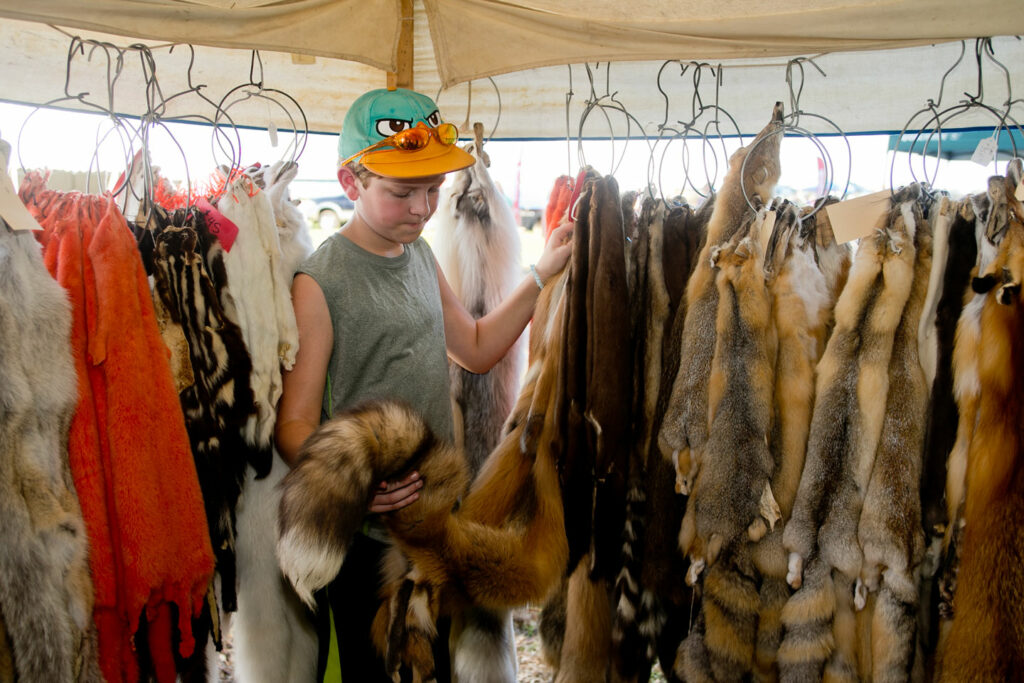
[368,471,423,512]
[535,220,575,283]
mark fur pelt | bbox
[856,193,932,682]
[449,607,518,683]
[936,172,1024,681]
[432,151,524,475]
[658,102,785,495]
[217,176,299,473]
[279,269,571,681]
[0,226,101,683]
[553,556,613,683]
[230,161,317,683]
[779,187,922,680]
[918,196,954,389]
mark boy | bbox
[274,87,573,682]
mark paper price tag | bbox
[825,190,892,245]
[0,163,41,232]
[971,136,998,167]
[1016,178,1024,202]
[196,197,240,252]
[759,209,777,255]
[268,121,279,148]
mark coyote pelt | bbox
[433,152,524,475]
[936,174,1024,681]
[856,194,932,682]
[658,102,785,495]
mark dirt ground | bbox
[216,605,668,682]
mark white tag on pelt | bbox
[971,136,998,167]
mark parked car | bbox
[519,208,542,230]
[299,194,355,232]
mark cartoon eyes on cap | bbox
[376,118,412,137]
[425,111,441,127]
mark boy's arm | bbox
[442,221,573,374]
[275,273,332,467]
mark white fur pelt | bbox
[450,607,519,683]
[230,162,317,683]
[217,176,300,456]
[432,151,524,474]
[0,225,101,682]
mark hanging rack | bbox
[739,56,852,219]
[648,60,745,205]
[434,76,503,152]
[889,38,1024,191]
[573,62,653,178]
[214,50,309,172]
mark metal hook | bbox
[655,60,686,131]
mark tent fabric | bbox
[1,0,1023,87]
[0,3,1022,139]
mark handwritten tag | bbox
[971,136,998,167]
[1016,177,1024,202]
[268,121,279,148]
[196,197,239,252]
[758,210,777,255]
[825,190,892,245]
[0,163,41,232]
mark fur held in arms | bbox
[658,102,785,495]
[279,270,571,681]
[432,151,524,475]
[936,170,1024,681]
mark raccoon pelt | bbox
[779,188,922,680]
[856,194,932,682]
[432,151,524,475]
[279,269,570,681]
[0,227,101,683]
[936,182,1024,681]
[658,102,785,495]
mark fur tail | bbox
[277,400,452,607]
[778,559,835,682]
[450,607,518,683]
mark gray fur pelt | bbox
[0,225,101,682]
[432,151,524,475]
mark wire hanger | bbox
[889,38,1024,191]
[435,76,503,156]
[740,56,851,219]
[574,62,652,178]
[649,60,745,206]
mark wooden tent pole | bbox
[387,0,414,90]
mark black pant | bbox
[315,533,451,683]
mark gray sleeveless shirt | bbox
[297,232,454,443]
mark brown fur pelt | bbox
[553,555,614,683]
[279,268,571,682]
[855,192,933,682]
[936,171,1024,681]
[658,102,785,495]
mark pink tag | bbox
[196,197,239,252]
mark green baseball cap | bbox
[339,88,474,178]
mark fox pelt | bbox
[855,190,933,682]
[936,171,1024,682]
[278,269,570,682]
[432,151,524,476]
[779,186,922,681]
[659,102,785,496]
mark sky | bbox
[1,101,1012,210]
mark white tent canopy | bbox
[0,1,1022,139]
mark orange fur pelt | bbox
[936,167,1024,681]
[278,268,571,681]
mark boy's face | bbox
[353,172,447,244]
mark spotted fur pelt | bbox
[0,225,101,682]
